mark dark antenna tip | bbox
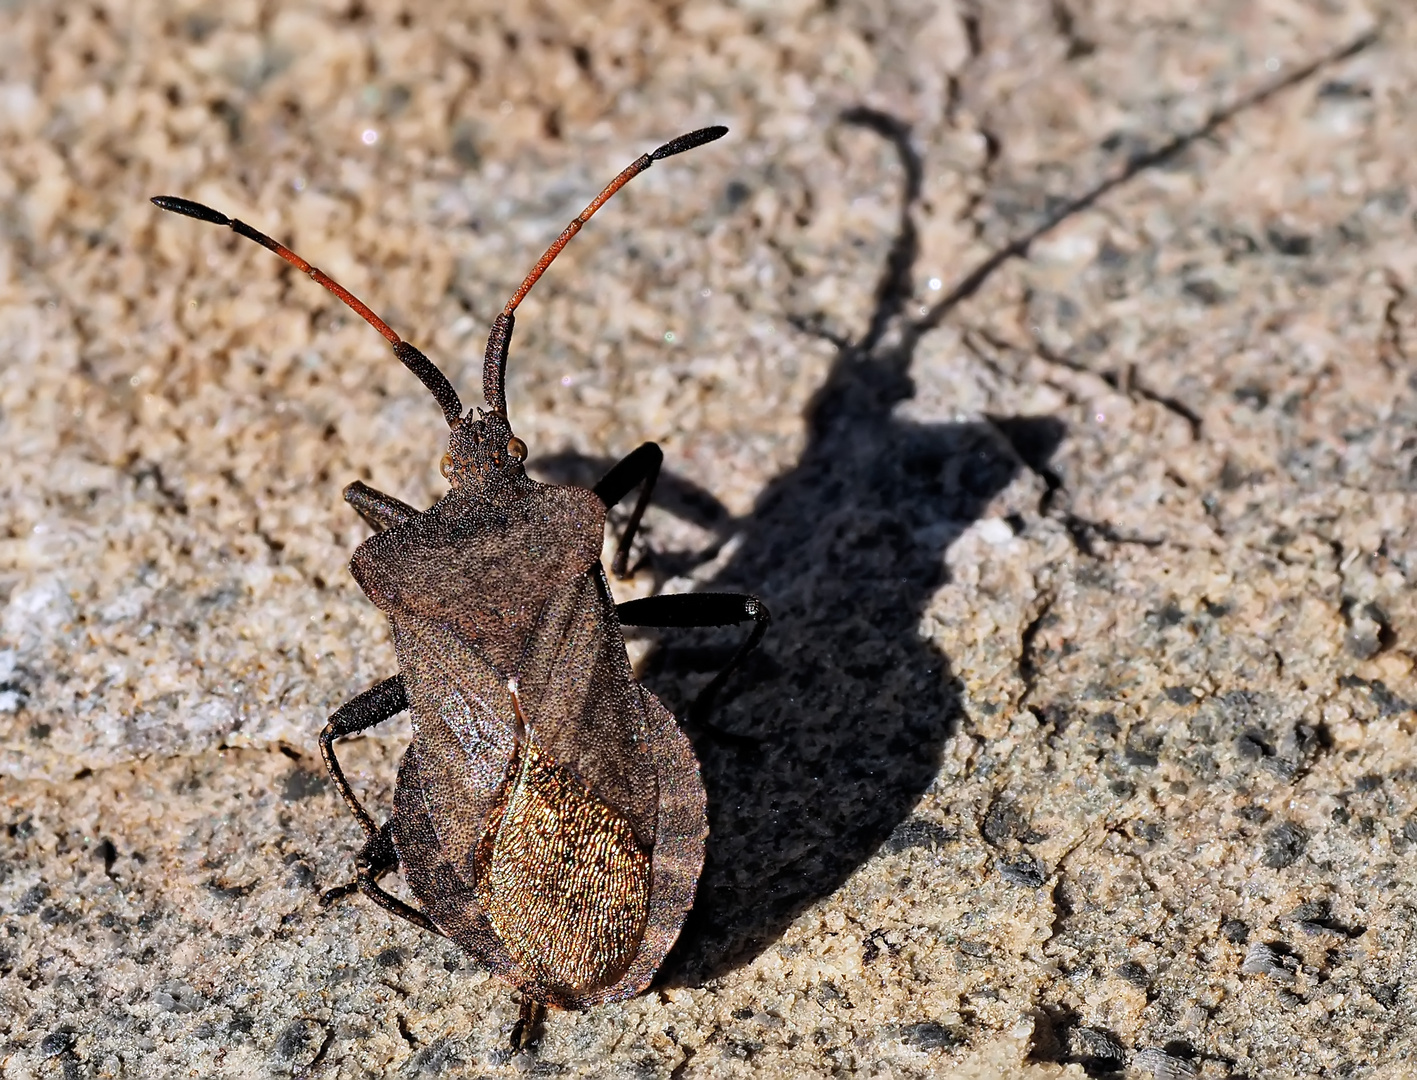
[151,196,232,226]
[650,125,728,161]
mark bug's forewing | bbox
[354,479,702,994]
[393,658,707,1008]
[580,681,708,1006]
[515,569,660,845]
[390,613,518,878]
[392,723,528,986]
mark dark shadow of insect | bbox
[151,127,771,1049]
[529,26,1378,991]
[535,108,1066,982]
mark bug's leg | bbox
[593,442,662,578]
[616,592,770,723]
[510,997,547,1052]
[341,822,444,937]
[316,677,443,936]
[318,675,409,840]
[344,480,417,533]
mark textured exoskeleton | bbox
[355,418,708,1007]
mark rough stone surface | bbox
[2,1,1416,1077]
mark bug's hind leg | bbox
[510,998,547,1052]
[593,442,662,578]
[344,480,418,532]
[616,592,770,724]
[325,821,444,937]
[317,676,442,936]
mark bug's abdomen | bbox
[475,739,652,995]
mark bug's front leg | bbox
[616,592,770,722]
[344,480,418,532]
[316,676,443,936]
[593,442,663,578]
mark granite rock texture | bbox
[2,0,1416,1076]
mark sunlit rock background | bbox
[2,1,1414,1076]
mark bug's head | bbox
[438,310,528,489]
[441,407,527,488]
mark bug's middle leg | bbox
[317,676,443,936]
[616,592,770,722]
[593,442,662,577]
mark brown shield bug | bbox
[151,126,769,1045]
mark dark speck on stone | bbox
[1242,942,1296,981]
[272,1019,323,1061]
[898,1021,960,1051]
[1116,961,1150,987]
[1163,686,1197,705]
[732,1006,754,1021]
[1135,1046,1198,1080]
[723,180,751,209]
[1236,731,1271,760]
[881,817,954,853]
[227,1011,255,1036]
[15,883,48,915]
[285,861,315,889]
[1267,226,1313,256]
[281,768,328,802]
[405,1037,466,1075]
[1183,277,1225,306]
[376,947,404,968]
[40,1031,75,1057]
[1370,983,1400,1008]
[1346,627,1382,660]
[1221,918,1249,943]
[1067,1026,1127,1067]
[981,799,1024,845]
[1154,604,1186,628]
[1263,822,1310,868]
[1092,712,1120,737]
[998,854,1046,887]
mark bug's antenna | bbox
[150,196,465,427]
[480,125,728,418]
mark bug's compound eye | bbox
[440,453,455,478]
[506,436,528,463]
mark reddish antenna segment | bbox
[152,125,729,427]
[480,125,728,417]
[149,195,464,426]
